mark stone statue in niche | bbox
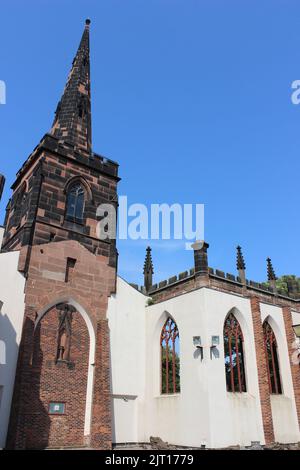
[55,304,76,363]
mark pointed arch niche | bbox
[34,297,96,436]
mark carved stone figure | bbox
[55,304,75,363]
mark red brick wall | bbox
[250,296,275,445]
[282,306,300,430]
[91,320,112,450]
[151,274,300,313]
[24,307,89,449]
[7,239,115,449]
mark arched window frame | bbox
[223,312,247,393]
[65,181,86,223]
[160,317,180,395]
[263,321,282,395]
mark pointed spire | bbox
[267,257,277,293]
[50,19,92,155]
[267,258,277,281]
[143,246,154,292]
[236,246,246,284]
[236,246,246,271]
[0,175,5,201]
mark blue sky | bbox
[0,0,300,286]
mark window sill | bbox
[226,392,255,400]
[270,394,289,400]
[155,393,181,399]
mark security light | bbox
[193,336,203,361]
[193,336,202,348]
[211,335,219,346]
[210,335,220,359]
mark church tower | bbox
[5,20,118,449]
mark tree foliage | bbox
[263,275,300,295]
[161,346,180,394]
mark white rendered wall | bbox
[143,288,265,448]
[107,277,148,444]
[203,289,264,448]
[112,396,138,443]
[260,303,300,443]
[292,310,300,327]
[108,279,300,448]
[0,248,25,448]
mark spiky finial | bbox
[267,258,277,281]
[236,246,246,271]
[236,245,246,285]
[143,246,154,274]
[50,19,92,155]
[0,174,5,201]
[143,246,154,292]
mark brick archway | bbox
[34,297,96,438]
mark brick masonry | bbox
[19,307,89,449]
[7,239,115,449]
[151,271,300,312]
[90,320,112,450]
[2,141,119,266]
[282,306,300,429]
[249,297,275,444]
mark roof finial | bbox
[236,246,246,284]
[236,246,246,271]
[267,257,277,281]
[0,174,5,201]
[267,257,277,293]
[85,18,91,25]
[143,246,154,293]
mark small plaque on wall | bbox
[49,402,65,415]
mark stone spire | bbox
[50,19,92,155]
[143,246,154,292]
[267,257,277,292]
[236,246,246,284]
[0,175,5,201]
[267,258,277,281]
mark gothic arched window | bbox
[160,317,180,394]
[224,313,247,392]
[263,321,282,394]
[66,182,85,223]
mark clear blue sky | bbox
[0,0,300,286]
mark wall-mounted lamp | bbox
[193,336,203,361]
[210,335,220,359]
[292,325,300,338]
